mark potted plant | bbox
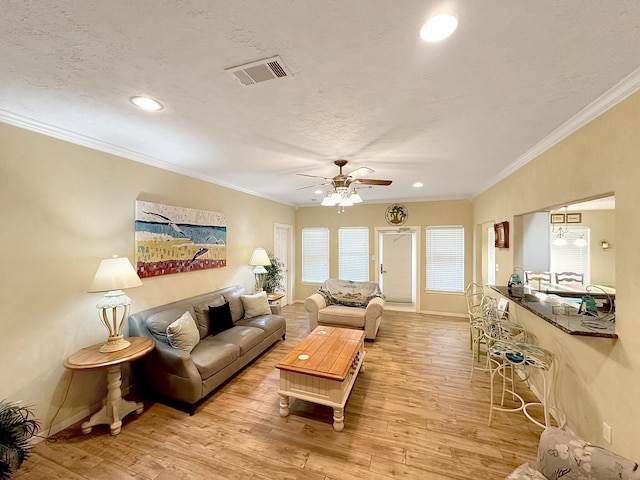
[0,400,40,479]
[263,253,284,294]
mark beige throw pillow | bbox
[240,291,271,318]
[166,311,200,353]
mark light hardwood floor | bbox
[17,304,543,479]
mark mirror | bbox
[514,194,615,288]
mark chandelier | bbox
[321,186,362,212]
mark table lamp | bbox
[249,247,271,292]
[88,255,143,353]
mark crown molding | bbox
[0,109,292,207]
[475,65,640,198]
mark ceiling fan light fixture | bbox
[420,13,458,42]
[330,191,342,203]
[321,193,335,206]
[339,196,353,207]
[350,190,363,203]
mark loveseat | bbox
[506,427,640,479]
[304,279,384,341]
[128,286,285,412]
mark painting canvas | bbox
[135,201,226,278]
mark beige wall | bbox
[294,200,473,315]
[581,210,616,286]
[0,122,295,434]
[474,90,640,459]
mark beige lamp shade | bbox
[89,256,142,353]
[89,256,143,293]
[249,247,271,268]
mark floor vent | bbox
[225,55,292,86]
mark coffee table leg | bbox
[279,394,290,417]
[333,407,344,431]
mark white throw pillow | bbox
[166,311,200,353]
[240,291,271,318]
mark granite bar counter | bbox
[490,286,618,339]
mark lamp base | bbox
[100,336,131,353]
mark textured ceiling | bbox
[1,1,640,207]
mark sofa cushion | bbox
[190,337,240,379]
[235,314,285,337]
[208,302,235,336]
[145,305,197,343]
[212,326,264,355]
[505,463,546,480]
[192,295,225,339]
[241,291,271,318]
[318,305,366,328]
[223,289,246,322]
[538,427,640,480]
[166,311,200,353]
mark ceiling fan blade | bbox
[297,182,330,190]
[347,166,374,179]
[353,178,392,186]
[296,173,331,180]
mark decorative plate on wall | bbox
[385,203,408,226]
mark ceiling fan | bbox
[297,159,392,190]
[297,160,392,209]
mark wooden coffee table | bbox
[275,326,365,431]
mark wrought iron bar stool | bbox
[470,296,526,381]
[484,307,564,429]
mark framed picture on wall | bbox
[567,213,582,223]
[494,221,509,248]
[550,213,565,224]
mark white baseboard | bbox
[34,385,133,442]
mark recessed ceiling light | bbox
[130,96,164,112]
[420,14,458,42]
[413,182,424,188]
[315,189,323,195]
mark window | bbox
[302,227,329,283]
[550,226,590,283]
[426,225,464,292]
[487,226,496,285]
[339,227,369,281]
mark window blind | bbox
[339,227,369,281]
[302,227,329,283]
[550,227,590,283]
[426,225,465,292]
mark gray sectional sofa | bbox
[128,285,285,412]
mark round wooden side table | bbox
[64,336,154,435]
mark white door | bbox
[274,223,293,305]
[377,227,418,311]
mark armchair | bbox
[304,279,385,341]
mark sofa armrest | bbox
[537,427,640,480]
[304,293,327,330]
[150,340,201,380]
[365,297,385,320]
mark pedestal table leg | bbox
[81,364,144,435]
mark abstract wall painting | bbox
[135,201,227,278]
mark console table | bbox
[64,336,154,435]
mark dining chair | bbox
[524,271,551,284]
[555,271,584,285]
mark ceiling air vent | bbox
[225,55,292,86]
